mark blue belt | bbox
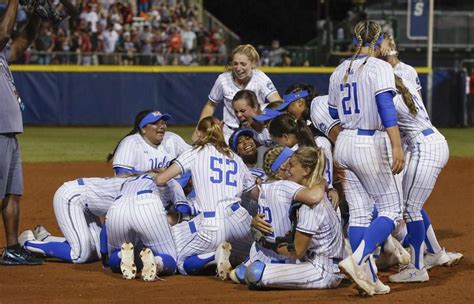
[203,202,240,218]
[357,129,376,136]
[77,178,85,185]
[422,128,434,136]
[137,189,153,195]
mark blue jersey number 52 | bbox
[340,82,360,115]
[210,156,237,187]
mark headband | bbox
[270,147,294,173]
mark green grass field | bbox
[17,126,474,163]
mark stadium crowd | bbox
[12,0,231,65]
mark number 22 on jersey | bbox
[209,156,238,187]
[340,82,360,115]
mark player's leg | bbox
[23,187,97,263]
[245,260,342,290]
[225,203,253,266]
[132,197,177,278]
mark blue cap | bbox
[253,108,283,122]
[139,111,172,129]
[229,128,257,152]
[275,90,309,111]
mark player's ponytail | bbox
[293,146,325,188]
[395,74,418,116]
[106,110,152,162]
[262,145,288,180]
[268,113,316,147]
[194,116,234,158]
[226,44,260,72]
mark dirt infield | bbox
[0,158,472,303]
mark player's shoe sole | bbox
[445,252,463,267]
[140,248,157,282]
[215,241,232,281]
[339,255,375,296]
[120,242,137,280]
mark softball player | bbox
[20,177,126,263]
[155,117,255,279]
[329,20,404,296]
[106,173,177,281]
[380,36,463,270]
[232,90,274,146]
[385,76,453,282]
[108,110,190,175]
[268,113,338,206]
[199,44,281,141]
[242,146,343,289]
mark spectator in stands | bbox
[181,23,196,52]
[35,21,55,65]
[168,26,182,53]
[281,53,292,67]
[140,36,153,65]
[268,40,286,67]
[216,38,227,65]
[140,24,153,43]
[80,3,99,33]
[201,36,216,64]
[102,22,119,64]
[119,31,136,65]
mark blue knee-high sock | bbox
[421,208,434,253]
[156,253,177,275]
[407,220,425,269]
[421,209,442,254]
[25,240,72,262]
[100,223,108,267]
[183,253,215,275]
[109,249,121,273]
[360,216,395,263]
[348,226,367,252]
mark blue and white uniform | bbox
[170,144,255,275]
[24,177,125,263]
[106,174,177,273]
[310,95,341,138]
[112,132,190,173]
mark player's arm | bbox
[328,123,342,144]
[155,163,182,186]
[0,0,19,50]
[266,91,282,102]
[9,14,41,62]
[199,100,218,120]
[276,230,312,259]
[376,91,404,174]
[294,181,326,207]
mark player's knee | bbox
[244,261,266,289]
[377,211,401,223]
[233,264,247,284]
[155,253,176,275]
[403,206,423,223]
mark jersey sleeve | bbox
[238,155,257,191]
[171,132,191,155]
[407,66,422,90]
[174,148,195,175]
[208,75,224,104]
[112,136,136,171]
[327,72,338,108]
[373,61,396,96]
[278,180,304,202]
[296,204,322,235]
[257,70,278,100]
[310,97,340,137]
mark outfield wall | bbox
[10,66,464,127]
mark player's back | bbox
[185,144,253,212]
[329,56,395,130]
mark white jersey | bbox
[174,144,255,212]
[310,95,340,137]
[208,70,277,129]
[394,77,440,144]
[394,61,421,91]
[256,180,303,260]
[328,56,396,130]
[61,177,125,216]
[113,131,190,173]
[298,198,344,261]
[254,127,273,147]
[315,136,334,188]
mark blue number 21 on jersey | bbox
[210,156,238,187]
[340,82,360,115]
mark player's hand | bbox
[251,214,273,235]
[391,145,405,175]
[327,188,339,209]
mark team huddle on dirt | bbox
[1,14,463,297]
